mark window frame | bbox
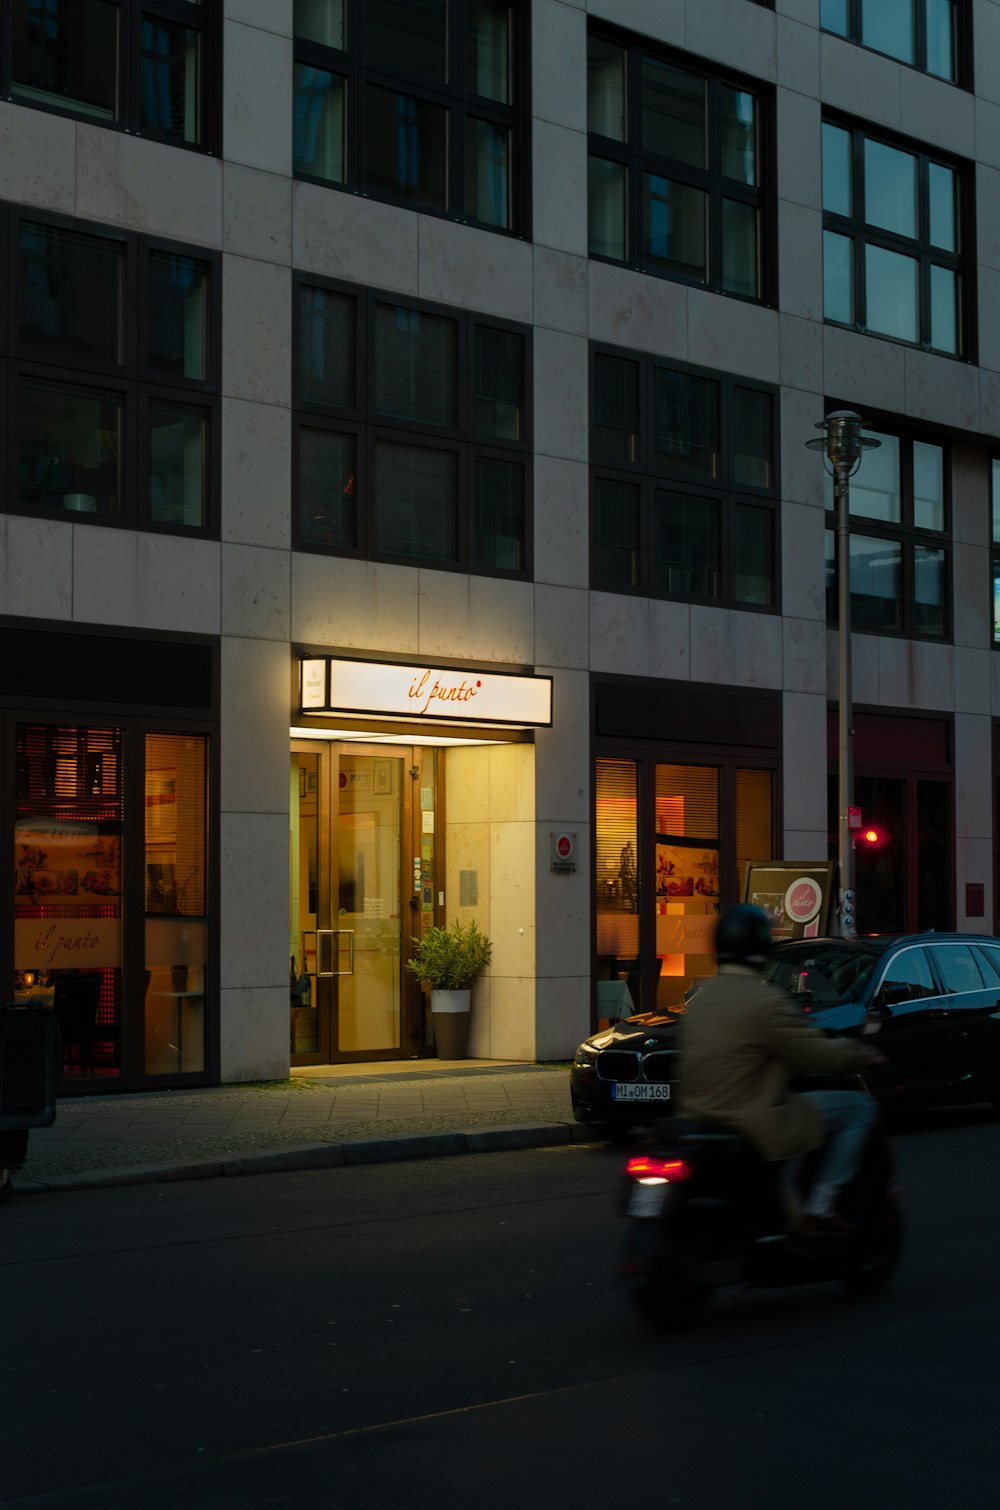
[0,0,222,154]
[2,202,221,538]
[589,342,781,611]
[292,0,530,237]
[292,272,533,578]
[821,114,972,359]
[586,22,776,305]
[989,457,1000,649]
[825,416,951,642]
[820,0,969,90]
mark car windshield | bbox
[763,941,887,1007]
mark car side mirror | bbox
[874,983,909,1009]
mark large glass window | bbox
[2,204,219,534]
[144,732,209,1075]
[4,0,218,151]
[13,721,212,1083]
[591,346,778,606]
[588,27,770,300]
[991,459,1000,647]
[295,278,530,574]
[293,0,525,233]
[821,0,961,86]
[15,723,125,1080]
[594,751,776,1015]
[821,118,966,355]
[825,425,948,637]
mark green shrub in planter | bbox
[405,920,492,991]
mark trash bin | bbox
[0,1003,60,1130]
[0,1004,60,1203]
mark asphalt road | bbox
[2,1104,999,1510]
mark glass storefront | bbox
[12,720,211,1085]
[595,749,775,1015]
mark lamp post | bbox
[806,411,880,940]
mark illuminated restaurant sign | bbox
[300,657,552,727]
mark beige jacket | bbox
[675,966,873,1161]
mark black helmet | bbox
[714,904,773,968]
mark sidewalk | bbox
[10,1060,593,1197]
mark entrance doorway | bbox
[290,742,437,1063]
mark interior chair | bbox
[52,974,102,1076]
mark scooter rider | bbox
[676,904,885,1237]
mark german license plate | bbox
[627,1183,668,1217]
[611,1082,671,1101]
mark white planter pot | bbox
[430,989,472,1059]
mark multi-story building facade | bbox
[0,0,996,1093]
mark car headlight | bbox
[573,1042,598,1069]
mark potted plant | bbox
[406,919,492,1060]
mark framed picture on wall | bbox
[374,760,393,795]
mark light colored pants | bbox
[799,1088,878,1193]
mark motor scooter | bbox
[618,1073,902,1331]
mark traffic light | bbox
[861,826,884,848]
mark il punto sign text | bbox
[300,658,552,727]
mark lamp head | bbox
[805,410,880,473]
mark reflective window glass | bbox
[880,948,936,999]
[865,245,918,342]
[823,230,853,323]
[366,0,447,85]
[642,59,705,168]
[293,65,347,183]
[822,123,852,218]
[365,86,448,210]
[468,1,511,103]
[295,0,346,49]
[861,0,914,64]
[850,432,901,523]
[17,222,124,368]
[11,0,120,122]
[298,428,357,547]
[721,88,757,185]
[17,378,124,517]
[654,369,719,477]
[475,457,524,570]
[589,157,628,260]
[148,252,211,382]
[913,442,945,531]
[655,491,721,597]
[864,139,917,239]
[148,403,208,528]
[644,175,706,282]
[588,36,626,141]
[930,945,984,995]
[595,479,640,588]
[850,535,902,629]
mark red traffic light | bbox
[861,827,882,846]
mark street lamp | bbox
[805,410,880,940]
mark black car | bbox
[571,933,1000,1132]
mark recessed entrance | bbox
[290,741,437,1064]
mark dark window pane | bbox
[825,528,837,623]
[865,244,918,343]
[374,303,457,427]
[913,545,946,635]
[148,252,211,382]
[18,221,124,367]
[926,0,956,80]
[12,0,120,121]
[821,0,849,33]
[148,402,208,528]
[366,0,447,85]
[913,441,945,531]
[722,199,758,297]
[468,0,510,103]
[587,35,626,141]
[365,86,447,210]
[293,64,347,182]
[864,139,917,238]
[733,505,773,604]
[299,287,355,407]
[721,87,757,185]
[298,428,357,547]
[928,162,957,251]
[823,230,853,324]
[295,0,346,48]
[466,119,510,228]
[17,378,123,516]
[593,355,639,463]
[595,479,639,588]
[994,557,1000,644]
[139,17,201,144]
[655,491,721,597]
[475,326,523,439]
[475,457,524,570]
[654,369,719,477]
[822,122,852,217]
[861,0,914,64]
[733,386,773,488]
[641,58,705,167]
[374,442,458,560]
[850,535,901,629]
[917,781,950,931]
[930,264,959,355]
[588,156,627,260]
[644,174,706,282]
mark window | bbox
[590,346,778,606]
[821,0,962,86]
[292,0,526,234]
[824,425,948,637]
[1,203,219,533]
[822,118,967,355]
[990,460,1000,646]
[878,946,936,1000]
[2,0,219,151]
[928,943,985,995]
[587,27,771,300]
[294,277,530,573]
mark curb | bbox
[9,1121,601,1196]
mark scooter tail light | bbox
[625,1155,693,1183]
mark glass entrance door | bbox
[291,742,424,1063]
